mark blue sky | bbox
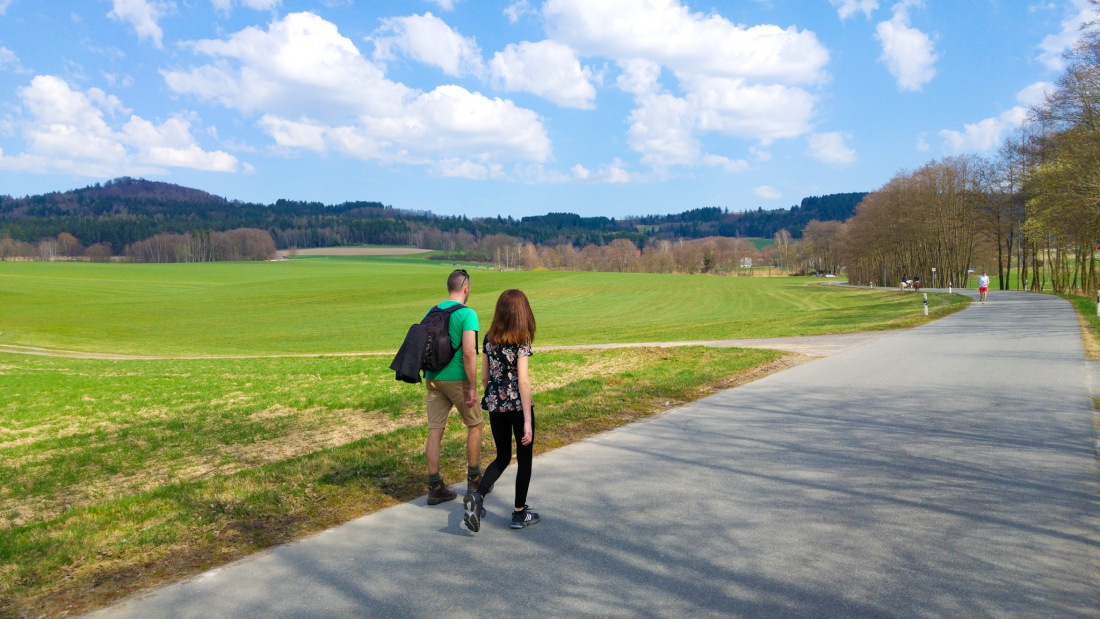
[0,1,1093,218]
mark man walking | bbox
[424,269,483,505]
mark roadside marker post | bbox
[923,293,928,316]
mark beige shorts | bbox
[425,380,483,429]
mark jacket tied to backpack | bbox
[390,303,477,383]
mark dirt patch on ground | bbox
[1075,311,1100,361]
[1,406,420,530]
[278,247,430,257]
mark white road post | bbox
[923,292,929,316]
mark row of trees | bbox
[125,229,276,263]
[0,228,276,263]
[469,232,842,276]
[0,233,113,261]
[846,3,1100,294]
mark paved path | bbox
[91,290,1099,618]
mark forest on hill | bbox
[0,177,866,258]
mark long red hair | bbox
[485,289,536,346]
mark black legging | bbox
[477,407,534,509]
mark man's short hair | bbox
[447,269,469,293]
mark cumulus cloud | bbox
[543,0,828,169]
[372,13,485,79]
[754,185,782,199]
[940,107,1029,153]
[211,0,280,14]
[108,0,171,49]
[701,154,750,173]
[427,0,458,10]
[830,0,878,20]
[490,40,596,108]
[938,82,1050,153]
[875,1,937,91]
[0,75,240,176]
[0,47,29,74]
[1037,0,1093,70]
[807,131,856,165]
[504,1,535,24]
[164,13,550,175]
[1016,81,1053,107]
[545,0,829,84]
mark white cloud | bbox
[754,185,782,199]
[807,131,856,165]
[938,81,1050,153]
[830,0,878,20]
[625,90,698,166]
[686,76,817,142]
[939,107,1029,153]
[504,1,534,24]
[427,0,458,10]
[490,40,596,108]
[875,1,937,91]
[700,154,749,173]
[541,0,827,169]
[545,0,829,85]
[543,0,828,170]
[1037,0,1093,70]
[108,0,171,49]
[166,13,411,120]
[602,158,631,183]
[1017,81,1053,107]
[0,47,29,74]
[434,158,504,180]
[372,13,485,79]
[0,75,240,176]
[916,132,929,152]
[166,13,551,170]
[212,0,280,13]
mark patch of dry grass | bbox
[0,346,788,618]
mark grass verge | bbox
[1061,294,1100,361]
[0,346,789,618]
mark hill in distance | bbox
[0,177,867,250]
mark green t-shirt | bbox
[423,300,479,382]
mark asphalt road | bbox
[91,290,1100,618]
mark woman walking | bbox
[464,289,539,532]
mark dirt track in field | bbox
[276,247,430,257]
[0,331,896,361]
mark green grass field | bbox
[0,257,966,356]
[0,257,972,617]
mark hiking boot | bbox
[467,474,482,494]
[427,483,457,505]
[463,491,485,532]
[510,505,539,529]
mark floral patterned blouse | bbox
[483,339,532,413]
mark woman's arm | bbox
[517,354,533,445]
[481,352,489,394]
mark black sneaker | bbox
[463,492,485,532]
[510,505,539,529]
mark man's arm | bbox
[462,329,478,407]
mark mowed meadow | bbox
[0,256,969,617]
[0,256,964,356]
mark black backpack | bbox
[390,304,475,383]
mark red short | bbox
[979,287,988,293]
